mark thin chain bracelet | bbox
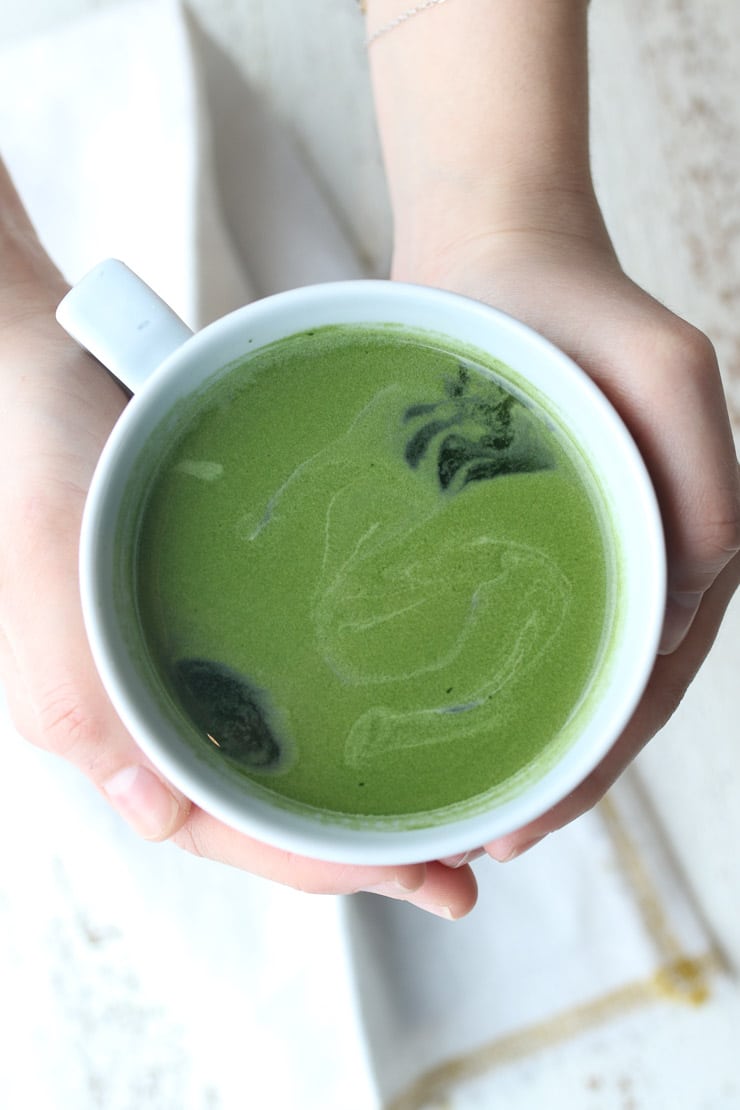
[356,0,452,47]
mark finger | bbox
[172,806,427,898]
[485,548,740,860]
[2,493,191,841]
[401,859,478,919]
[174,806,479,919]
[368,860,479,919]
[439,847,486,868]
[584,310,740,654]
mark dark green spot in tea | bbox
[172,658,282,770]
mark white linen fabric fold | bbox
[0,0,365,328]
[0,3,735,1108]
[346,772,719,1108]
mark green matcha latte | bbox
[133,325,609,821]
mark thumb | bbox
[1,494,191,841]
[581,313,740,657]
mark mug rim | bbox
[79,279,666,864]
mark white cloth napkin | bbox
[0,0,364,327]
[0,4,728,1108]
[346,772,719,1108]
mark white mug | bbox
[57,260,665,865]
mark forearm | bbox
[364,0,598,261]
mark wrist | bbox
[367,0,594,266]
[390,179,613,283]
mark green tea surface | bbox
[135,327,608,818]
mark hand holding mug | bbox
[391,222,740,862]
[56,259,664,875]
[0,170,473,918]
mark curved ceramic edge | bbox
[79,279,666,865]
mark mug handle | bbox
[56,258,193,393]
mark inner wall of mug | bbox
[85,284,663,858]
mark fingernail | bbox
[417,903,456,921]
[489,833,546,862]
[103,765,182,840]
[362,868,426,897]
[440,848,486,869]
[363,880,409,897]
[659,591,703,655]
